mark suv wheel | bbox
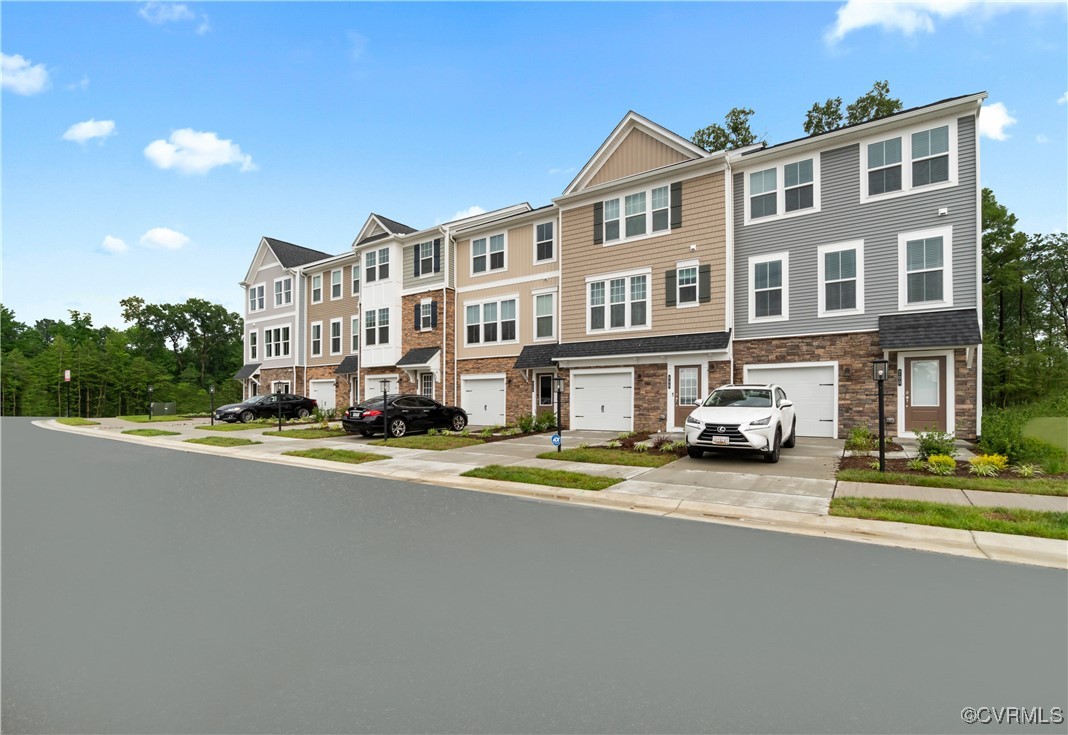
[782,418,797,448]
[763,428,781,463]
[388,418,407,438]
[239,410,254,423]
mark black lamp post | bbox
[380,379,390,443]
[276,384,284,431]
[553,376,564,453]
[209,385,216,426]
[873,359,890,472]
[147,385,154,422]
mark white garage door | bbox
[462,376,506,427]
[309,380,336,411]
[572,371,633,431]
[745,364,836,438]
[364,375,398,401]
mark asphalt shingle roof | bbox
[553,331,731,360]
[372,214,417,235]
[397,347,441,367]
[263,237,333,268]
[334,356,360,375]
[879,309,981,349]
[234,363,261,380]
[514,343,559,370]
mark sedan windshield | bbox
[703,389,772,408]
[244,396,271,405]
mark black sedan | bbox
[215,394,319,423]
[342,394,468,438]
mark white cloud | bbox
[1036,134,1049,144]
[144,128,256,174]
[101,235,128,255]
[979,102,1016,141]
[826,1,1049,43]
[67,76,90,92]
[1,52,51,95]
[196,15,211,35]
[140,227,190,250]
[450,206,485,222]
[347,31,368,62]
[138,2,195,24]
[62,119,116,144]
[1058,92,1068,105]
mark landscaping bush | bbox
[535,410,558,431]
[604,440,621,449]
[478,427,495,439]
[925,455,957,476]
[648,434,671,450]
[844,426,878,453]
[1011,463,1045,478]
[516,413,537,433]
[969,454,1008,477]
[907,458,927,471]
[915,428,958,459]
[632,443,649,453]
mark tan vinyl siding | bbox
[587,129,691,188]
[307,262,359,367]
[455,221,558,288]
[560,171,727,342]
[457,277,559,360]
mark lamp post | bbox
[552,376,564,453]
[872,359,890,472]
[276,384,284,431]
[147,385,154,422]
[209,385,216,426]
[380,379,390,443]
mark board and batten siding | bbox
[560,171,728,343]
[733,114,978,340]
[588,129,691,188]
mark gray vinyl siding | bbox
[734,114,978,340]
[402,239,446,290]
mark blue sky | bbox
[3,1,1066,329]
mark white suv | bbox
[683,384,797,463]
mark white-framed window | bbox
[311,274,323,303]
[743,156,819,225]
[602,198,620,242]
[898,226,953,310]
[248,283,265,312]
[464,297,517,345]
[330,269,342,300]
[416,241,434,276]
[248,330,258,361]
[587,270,649,333]
[748,252,789,323]
[364,308,390,346]
[329,319,342,354]
[861,120,957,202]
[310,322,322,357]
[817,241,865,317]
[472,233,506,275]
[534,291,555,340]
[420,372,434,399]
[418,301,433,331]
[784,159,814,213]
[265,326,290,358]
[271,381,290,394]
[351,264,360,295]
[535,221,555,263]
[749,168,777,219]
[273,277,292,307]
[677,263,699,306]
[600,183,671,244]
[350,316,359,353]
[365,248,389,283]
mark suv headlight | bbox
[749,416,771,426]
[685,415,702,427]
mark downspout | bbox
[441,225,449,404]
[723,151,735,382]
[448,226,458,406]
[973,99,984,438]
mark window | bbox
[365,251,377,283]
[818,241,864,317]
[784,159,814,212]
[249,331,258,361]
[625,192,646,237]
[600,184,674,243]
[310,322,322,357]
[535,292,554,340]
[750,168,777,219]
[651,186,670,232]
[351,264,360,295]
[538,374,554,407]
[417,242,433,276]
[898,226,953,310]
[464,298,517,344]
[419,302,432,331]
[535,221,554,262]
[365,248,388,283]
[330,319,342,355]
[748,253,789,322]
[249,284,264,312]
[602,199,620,242]
[350,316,359,352]
[274,278,292,307]
[420,372,434,398]
[330,269,342,299]
[867,137,902,196]
[588,273,648,332]
[365,308,390,345]
[912,125,949,187]
[472,233,505,274]
[677,266,698,305]
[311,274,323,303]
[265,326,290,358]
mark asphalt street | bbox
[3,418,1066,734]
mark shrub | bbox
[616,432,634,441]
[632,443,650,453]
[516,413,536,433]
[648,434,671,450]
[604,440,622,449]
[661,440,687,454]
[427,428,441,436]
[907,458,927,471]
[1011,463,1044,478]
[478,427,494,439]
[869,459,881,470]
[844,426,878,453]
[915,428,957,459]
[535,410,557,431]
[925,455,957,476]
[968,454,1008,477]
[459,428,470,437]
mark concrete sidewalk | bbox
[39,417,1068,569]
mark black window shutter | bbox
[665,271,677,307]
[433,239,441,273]
[699,264,711,303]
[670,182,683,229]
[593,202,603,245]
[431,301,438,328]
[413,246,421,278]
[414,303,421,330]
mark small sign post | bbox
[552,376,564,453]
[64,370,71,418]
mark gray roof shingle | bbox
[263,237,332,268]
[553,331,731,360]
[879,309,981,349]
[397,347,440,366]
[372,214,417,235]
[514,343,559,369]
[234,363,260,380]
[334,356,359,375]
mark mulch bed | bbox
[838,454,1068,480]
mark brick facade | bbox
[707,360,731,393]
[304,364,353,413]
[399,290,456,405]
[256,367,305,396]
[456,356,565,427]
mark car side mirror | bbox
[693,400,702,406]
[779,400,794,408]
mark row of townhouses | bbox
[236,92,986,439]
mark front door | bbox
[904,356,947,432]
[673,365,701,429]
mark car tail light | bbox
[311,399,318,407]
[363,409,382,417]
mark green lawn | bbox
[830,497,1068,540]
[122,429,180,437]
[461,464,621,491]
[1025,417,1068,453]
[537,447,677,468]
[837,469,1068,496]
[282,448,387,464]
[56,417,99,426]
[196,422,272,432]
[369,435,485,450]
[184,436,261,448]
[264,428,349,439]
[117,414,196,423]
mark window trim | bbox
[419,300,433,331]
[351,264,360,295]
[741,153,821,226]
[860,119,958,203]
[265,325,291,359]
[747,252,790,324]
[897,225,954,311]
[248,329,258,361]
[599,183,673,246]
[350,315,359,353]
[817,240,865,318]
[420,372,434,399]
[533,220,556,264]
[536,372,555,408]
[329,318,343,355]
[470,232,508,278]
[675,259,700,309]
[310,321,323,357]
[273,277,292,307]
[462,294,520,347]
[415,241,435,278]
[584,267,652,335]
[364,307,391,346]
[248,282,265,313]
[311,274,323,304]
[365,247,390,284]
[532,288,556,342]
[330,269,342,300]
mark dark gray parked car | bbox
[215,394,319,423]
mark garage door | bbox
[745,364,836,437]
[462,376,506,426]
[365,375,398,401]
[308,380,336,411]
[572,371,633,431]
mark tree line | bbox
[1,298,244,417]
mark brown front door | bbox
[904,356,947,432]
[673,365,701,429]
